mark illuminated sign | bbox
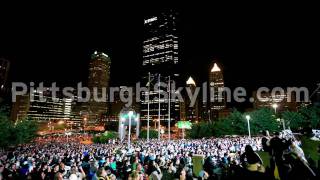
[177,121,192,129]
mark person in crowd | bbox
[69,165,86,180]
[286,139,316,180]
[0,135,268,180]
[269,132,291,180]
[96,167,108,180]
[240,145,265,179]
[147,160,162,180]
[0,164,4,180]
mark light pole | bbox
[277,118,286,131]
[272,103,285,130]
[158,74,161,140]
[119,117,125,141]
[135,114,140,138]
[83,117,87,136]
[272,103,278,114]
[48,120,52,131]
[65,129,68,142]
[147,72,151,141]
[128,110,134,150]
[168,75,171,141]
[246,115,251,138]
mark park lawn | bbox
[257,151,271,168]
[258,137,320,168]
[301,136,320,167]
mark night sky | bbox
[0,4,319,93]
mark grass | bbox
[301,136,320,167]
[257,151,271,168]
[258,136,320,168]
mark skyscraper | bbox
[27,89,71,123]
[10,89,72,124]
[87,51,111,124]
[185,76,199,122]
[10,94,29,122]
[0,58,10,94]
[209,62,226,120]
[140,10,181,129]
[252,91,298,112]
[142,10,178,67]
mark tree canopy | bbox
[187,106,320,138]
[0,107,38,147]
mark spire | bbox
[211,63,221,72]
[186,76,196,86]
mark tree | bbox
[281,111,305,131]
[187,122,200,138]
[0,111,14,147]
[213,109,280,137]
[213,118,234,137]
[102,131,118,139]
[92,131,118,143]
[139,129,158,139]
[0,107,38,147]
[299,105,320,129]
[227,110,248,135]
[187,122,214,138]
[14,118,38,145]
[212,110,247,136]
[250,108,280,134]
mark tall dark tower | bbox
[209,62,226,120]
[0,58,10,95]
[140,10,181,128]
[87,51,111,124]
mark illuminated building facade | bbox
[142,10,178,66]
[10,95,30,122]
[209,62,226,120]
[87,51,111,124]
[252,91,298,112]
[185,76,199,122]
[27,90,71,123]
[140,10,181,128]
[11,89,72,123]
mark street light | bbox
[119,117,126,141]
[135,114,140,138]
[277,118,286,131]
[83,117,87,135]
[245,115,251,138]
[58,120,65,125]
[128,110,134,150]
[48,121,52,131]
[272,103,278,114]
[65,129,68,142]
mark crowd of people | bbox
[0,132,318,180]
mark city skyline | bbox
[0,6,318,92]
[1,5,320,180]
